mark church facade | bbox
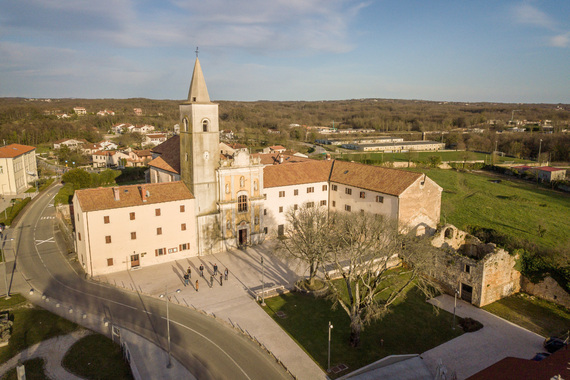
[73,58,442,276]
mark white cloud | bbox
[512,3,555,30]
[549,32,570,48]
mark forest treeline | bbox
[0,97,568,161]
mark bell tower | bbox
[179,56,220,217]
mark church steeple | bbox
[186,57,211,104]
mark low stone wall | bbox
[521,276,570,309]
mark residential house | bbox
[144,133,167,147]
[536,166,566,182]
[97,110,115,116]
[53,138,88,150]
[0,144,38,195]
[92,150,130,168]
[73,107,87,115]
[263,145,287,154]
[133,108,143,116]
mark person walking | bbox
[196,279,199,292]
[224,268,229,281]
[210,274,214,287]
[199,264,204,277]
[220,274,223,286]
[187,266,191,279]
[183,273,189,286]
[213,263,218,275]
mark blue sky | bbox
[1,0,568,103]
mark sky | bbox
[1,0,569,103]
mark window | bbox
[345,188,352,195]
[294,189,299,196]
[332,201,336,207]
[155,208,161,216]
[306,202,314,208]
[78,232,81,241]
[168,247,178,254]
[307,187,314,193]
[130,212,135,220]
[345,205,351,212]
[279,191,285,198]
[293,204,298,210]
[105,236,112,244]
[376,195,384,203]
[157,227,162,235]
[183,118,188,132]
[264,227,268,234]
[180,205,185,212]
[131,232,137,240]
[278,225,284,237]
[332,184,338,191]
[0,166,3,174]
[107,258,114,266]
[155,248,165,256]
[320,200,327,206]
[104,216,110,224]
[181,223,186,231]
[322,185,328,191]
[263,209,267,216]
[202,119,209,132]
[180,243,190,251]
[464,264,471,274]
[279,206,283,213]
[360,191,366,199]
[238,195,248,212]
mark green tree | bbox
[62,169,91,189]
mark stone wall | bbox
[521,276,570,309]
[430,224,521,307]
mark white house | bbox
[0,144,38,195]
[53,138,88,150]
[73,182,197,276]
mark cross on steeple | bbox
[195,47,199,58]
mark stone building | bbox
[429,225,521,307]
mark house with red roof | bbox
[536,166,566,182]
[0,144,37,195]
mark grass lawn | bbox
[483,293,570,338]
[2,358,48,380]
[263,285,463,377]
[337,151,528,165]
[0,296,80,364]
[62,334,133,380]
[414,169,570,255]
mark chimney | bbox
[113,187,120,201]
[141,185,148,202]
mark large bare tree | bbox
[277,203,330,287]
[323,212,437,347]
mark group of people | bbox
[183,263,229,291]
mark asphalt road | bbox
[10,183,291,380]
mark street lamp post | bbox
[159,286,180,368]
[452,288,459,330]
[327,321,334,372]
[1,237,13,299]
[261,256,265,306]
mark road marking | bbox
[40,216,55,220]
[169,319,252,380]
[35,237,55,245]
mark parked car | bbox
[544,337,568,353]
[531,352,550,361]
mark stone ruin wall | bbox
[521,276,570,309]
[431,224,521,307]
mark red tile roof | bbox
[264,160,333,188]
[74,182,193,212]
[150,136,180,174]
[330,160,422,196]
[0,144,35,158]
[537,166,565,172]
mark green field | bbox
[263,283,462,377]
[336,150,528,165]
[417,169,570,258]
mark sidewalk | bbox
[0,329,90,380]
[421,294,545,379]
[95,243,327,380]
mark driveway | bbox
[421,295,545,379]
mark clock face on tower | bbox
[203,151,210,161]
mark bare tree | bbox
[323,212,438,347]
[277,203,330,287]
